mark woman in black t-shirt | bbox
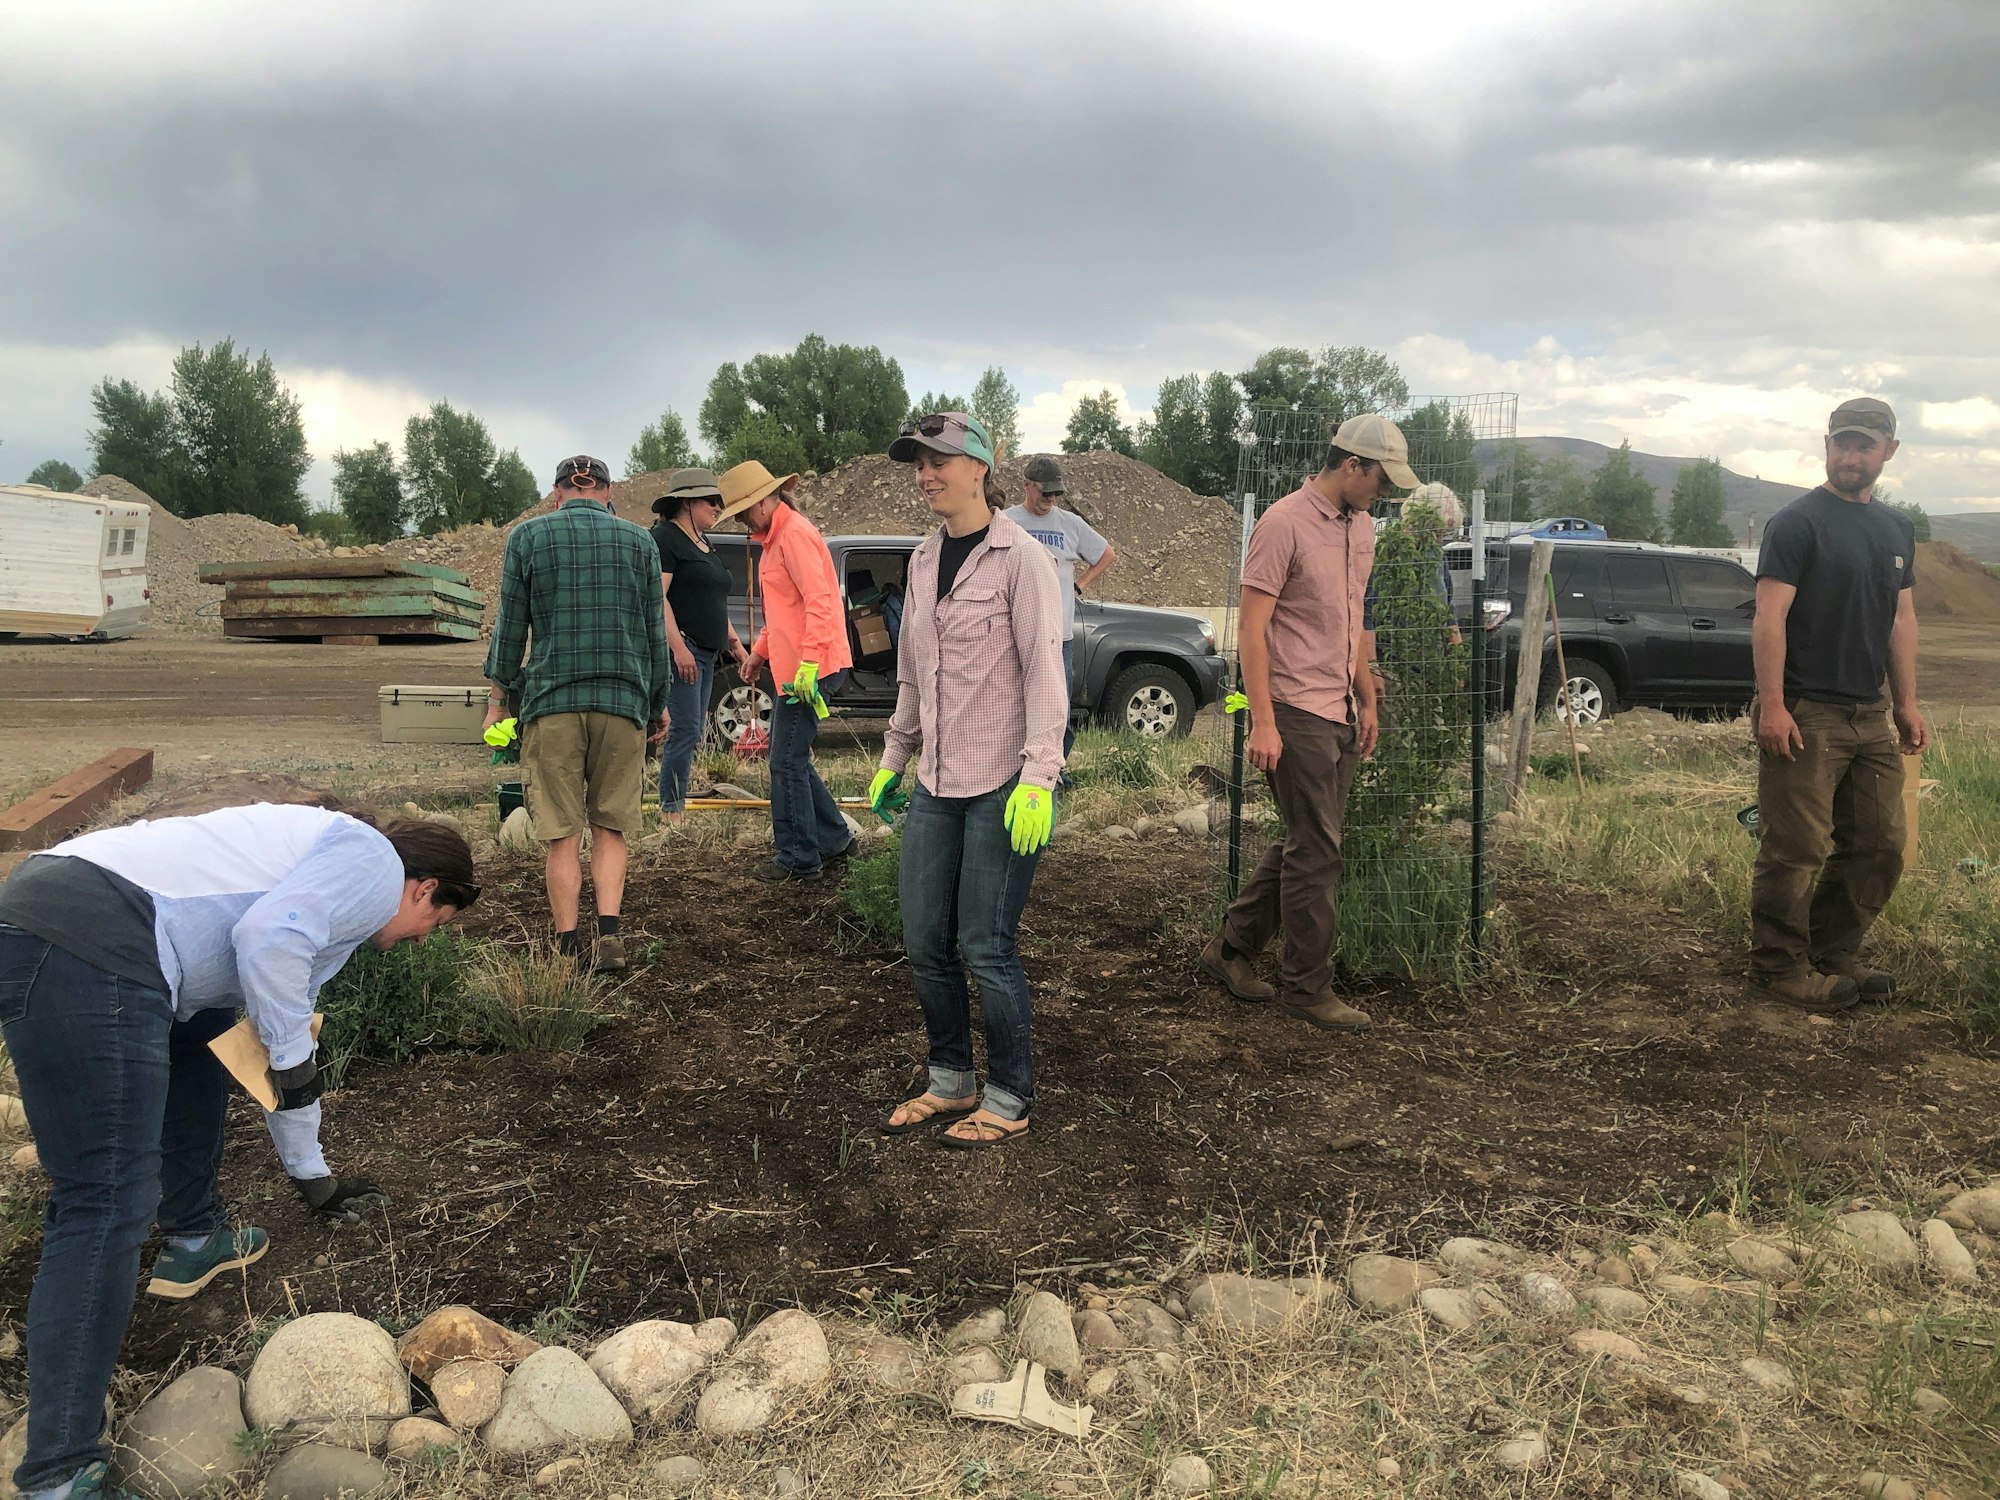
[650,470,751,820]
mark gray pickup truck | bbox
[696,531,1228,744]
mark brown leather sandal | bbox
[880,1092,979,1136]
[938,1112,1032,1151]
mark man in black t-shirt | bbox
[1749,397,1930,1010]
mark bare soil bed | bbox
[27,834,1990,1378]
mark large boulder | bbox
[245,1314,410,1452]
[430,1360,506,1431]
[1014,1291,1081,1377]
[397,1306,541,1382]
[479,1347,633,1458]
[1347,1255,1435,1313]
[263,1442,389,1500]
[113,1367,250,1500]
[1938,1186,2000,1235]
[694,1309,831,1437]
[1836,1212,1921,1273]
[585,1320,724,1424]
[1184,1274,1300,1334]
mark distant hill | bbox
[1470,436,1807,540]
[1931,512,2000,564]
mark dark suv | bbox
[699,532,1229,744]
[1446,538,1757,723]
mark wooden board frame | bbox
[0,748,154,851]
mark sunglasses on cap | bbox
[902,413,973,440]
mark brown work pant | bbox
[1222,701,1362,1002]
[1748,694,1906,979]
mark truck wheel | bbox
[1550,659,1616,726]
[710,680,772,747]
[1099,663,1195,738]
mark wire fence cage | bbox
[1210,394,1518,982]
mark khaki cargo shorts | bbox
[521,711,646,839]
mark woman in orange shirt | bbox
[717,461,855,881]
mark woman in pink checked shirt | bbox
[867,411,1068,1150]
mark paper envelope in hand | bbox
[208,1013,324,1111]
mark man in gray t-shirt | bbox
[1004,455,1116,764]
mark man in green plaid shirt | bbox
[482,454,670,972]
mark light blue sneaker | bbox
[145,1226,269,1300]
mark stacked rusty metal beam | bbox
[197,558,484,642]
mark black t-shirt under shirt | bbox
[1756,486,1916,705]
[651,521,733,653]
[0,853,167,990]
[937,525,989,602]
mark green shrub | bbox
[319,929,475,1081]
[842,833,902,944]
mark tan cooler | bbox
[379,685,488,744]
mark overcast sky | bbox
[4,0,1996,512]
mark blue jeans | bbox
[658,639,718,813]
[898,777,1044,1120]
[0,926,233,1495]
[769,668,851,874]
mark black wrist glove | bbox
[294,1174,388,1225]
[272,1059,321,1111]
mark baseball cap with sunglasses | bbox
[888,411,997,468]
[555,454,612,488]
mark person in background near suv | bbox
[651,469,753,822]
[1199,415,1409,1034]
[1749,398,1929,1011]
[717,460,855,882]
[483,454,670,973]
[1005,455,1115,770]
[872,412,1066,1150]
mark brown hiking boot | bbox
[592,935,628,974]
[1815,958,1895,1001]
[1752,970,1859,1012]
[1279,990,1374,1033]
[1199,934,1273,1003]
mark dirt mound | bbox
[796,452,1239,606]
[385,452,1243,622]
[1914,540,2000,620]
[126,771,352,821]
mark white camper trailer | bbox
[0,484,152,640]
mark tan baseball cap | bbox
[1330,413,1419,490]
[1828,396,1896,441]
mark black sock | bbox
[597,914,621,937]
[556,929,581,955]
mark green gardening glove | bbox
[1003,781,1054,856]
[869,768,909,824]
[1224,691,1249,715]
[484,716,519,765]
[787,660,820,704]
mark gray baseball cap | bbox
[1023,455,1066,495]
[1828,397,1896,441]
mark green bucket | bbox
[497,781,525,820]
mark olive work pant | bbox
[1221,701,1362,1002]
[1748,694,1906,980]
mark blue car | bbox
[1524,516,1609,541]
